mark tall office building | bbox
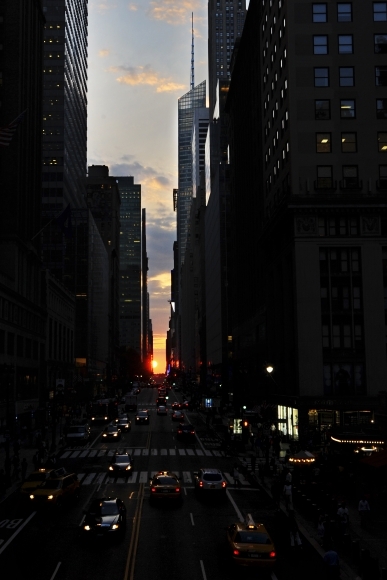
[141,208,152,372]
[0,0,46,430]
[177,81,206,267]
[116,177,142,353]
[226,0,387,438]
[208,0,246,119]
[41,0,88,213]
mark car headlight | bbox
[48,495,54,500]
[84,525,91,531]
[109,466,114,470]
[30,494,34,499]
[112,524,119,530]
[103,434,107,437]
[126,465,131,470]
[113,433,117,437]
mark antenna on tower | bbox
[191,12,194,90]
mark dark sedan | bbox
[135,410,150,424]
[102,424,121,441]
[81,497,127,540]
[172,410,184,422]
[108,453,133,475]
[116,417,131,432]
[176,423,196,443]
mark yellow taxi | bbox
[20,467,64,497]
[149,471,182,504]
[29,472,80,507]
[226,514,276,568]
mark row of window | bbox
[0,330,40,360]
[313,2,387,23]
[315,165,387,188]
[316,132,387,153]
[314,66,387,87]
[315,99,387,120]
[313,33,387,54]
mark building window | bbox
[342,165,359,188]
[338,34,353,54]
[378,132,387,152]
[337,3,352,22]
[374,2,387,21]
[314,35,328,54]
[316,132,332,152]
[315,99,331,119]
[377,99,387,118]
[376,66,387,86]
[375,33,387,53]
[341,132,357,152]
[313,3,327,22]
[317,165,333,188]
[340,99,356,118]
[379,165,387,187]
[339,67,354,86]
[314,67,329,86]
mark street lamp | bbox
[266,365,274,374]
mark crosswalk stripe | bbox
[151,449,157,456]
[186,449,195,456]
[60,451,72,459]
[88,450,98,457]
[79,450,89,458]
[139,471,148,483]
[178,449,186,456]
[169,449,176,455]
[98,450,106,457]
[224,472,234,483]
[161,449,167,455]
[204,450,212,456]
[182,471,192,483]
[83,473,97,485]
[78,473,85,481]
[212,451,222,457]
[70,451,82,458]
[196,450,204,456]
[107,450,115,456]
[95,473,105,485]
[142,449,149,456]
[134,449,141,456]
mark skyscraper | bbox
[116,177,142,353]
[41,0,88,212]
[208,0,246,119]
[177,80,206,267]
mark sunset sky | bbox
[87,0,249,370]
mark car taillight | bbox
[199,481,203,487]
[269,551,276,559]
[175,488,180,492]
[178,430,182,434]
[233,549,240,556]
[151,487,156,493]
[222,481,227,488]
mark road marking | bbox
[178,449,186,456]
[161,449,167,455]
[98,450,106,456]
[134,449,141,456]
[204,450,212,456]
[200,560,207,580]
[79,450,89,458]
[190,513,195,526]
[186,449,195,456]
[226,489,244,522]
[49,562,61,580]
[70,450,82,458]
[183,471,192,483]
[60,451,72,459]
[0,512,36,555]
[196,450,204,456]
[169,449,176,455]
[151,449,157,455]
[139,472,148,483]
[88,450,98,457]
[142,449,149,456]
[124,484,144,580]
[83,473,96,485]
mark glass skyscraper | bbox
[177,80,206,266]
[41,0,88,212]
[116,177,142,353]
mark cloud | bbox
[128,3,138,10]
[94,2,117,12]
[147,0,204,25]
[98,49,110,58]
[108,64,185,93]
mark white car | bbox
[157,405,167,415]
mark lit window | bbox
[314,67,329,86]
[314,35,328,54]
[341,133,357,153]
[340,99,356,118]
[315,99,331,119]
[374,2,387,21]
[339,67,354,86]
[316,133,332,153]
[338,35,353,54]
[337,3,352,22]
[378,132,387,152]
[312,3,327,22]
[375,33,387,53]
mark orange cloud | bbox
[98,49,110,58]
[147,0,203,25]
[108,64,185,93]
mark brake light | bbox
[222,481,227,488]
[233,549,240,556]
[175,488,180,492]
[151,487,156,493]
[269,551,276,558]
[199,481,203,487]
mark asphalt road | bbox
[0,388,330,580]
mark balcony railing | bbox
[339,178,363,191]
[314,179,337,191]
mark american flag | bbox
[0,110,27,147]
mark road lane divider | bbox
[0,511,36,555]
[124,484,144,580]
[49,562,61,580]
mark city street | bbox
[0,388,333,580]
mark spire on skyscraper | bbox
[191,12,194,90]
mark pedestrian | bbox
[285,469,292,484]
[21,458,28,482]
[358,495,370,529]
[317,514,326,546]
[337,501,349,536]
[283,481,293,509]
[250,452,256,474]
[233,464,241,488]
[289,511,302,550]
[32,452,40,471]
[323,545,340,578]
